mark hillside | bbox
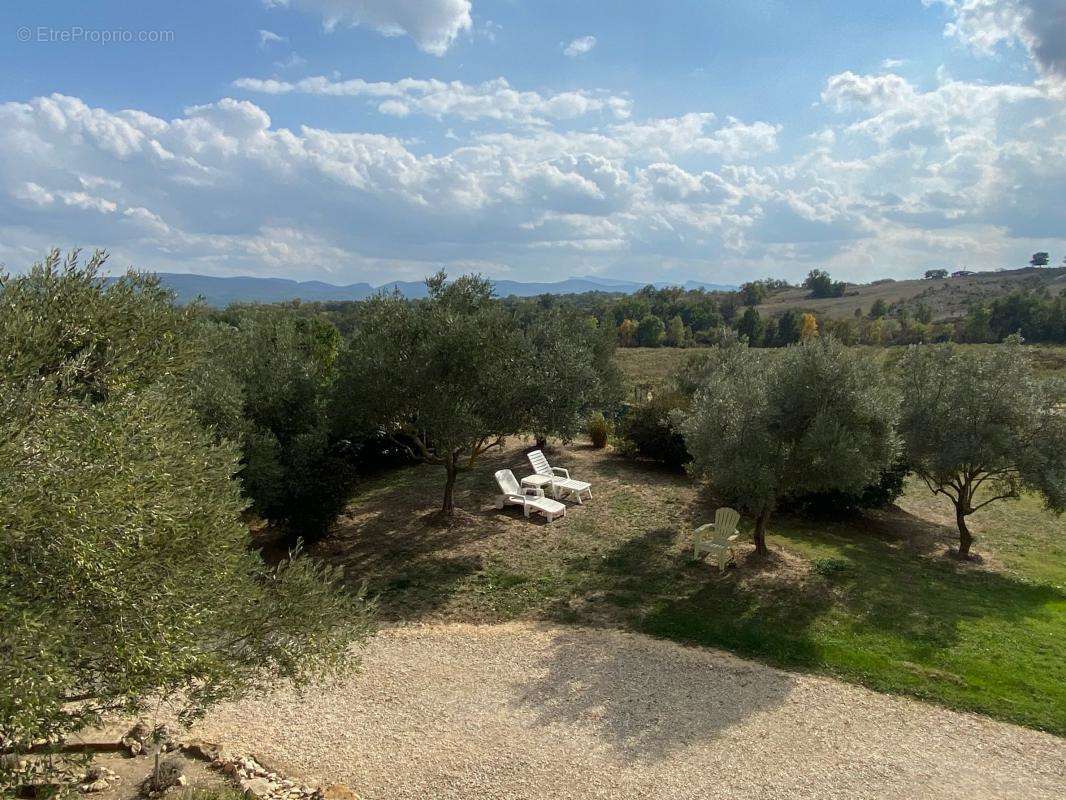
[756,267,1066,321]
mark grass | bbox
[617,343,1066,396]
[318,440,1066,736]
[754,266,1066,322]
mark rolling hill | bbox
[756,267,1066,322]
[150,273,736,306]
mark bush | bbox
[617,392,690,469]
[812,557,850,577]
[784,460,909,515]
[587,411,611,448]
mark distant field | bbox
[755,267,1066,322]
[617,343,1066,393]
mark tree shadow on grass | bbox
[813,532,1064,650]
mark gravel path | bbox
[194,622,1066,800]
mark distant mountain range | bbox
[149,273,737,306]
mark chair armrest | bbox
[522,487,545,498]
[551,467,570,478]
[694,523,713,534]
[727,533,740,542]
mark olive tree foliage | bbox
[213,309,355,543]
[898,337,1066,559]
[0,251,371,785]
[681,338,900,555]
[521,310,622,447]
[334,272,529,514]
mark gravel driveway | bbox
[194,622,1066,800]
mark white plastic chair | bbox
[694,507,742,571]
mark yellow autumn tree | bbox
[617,318,638,347]
[800,312,819,340]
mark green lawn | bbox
[320,441,1066,736]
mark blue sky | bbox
[0,1,1063,285]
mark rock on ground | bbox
[192,622,1066,800]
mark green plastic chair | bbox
[693,507,742,571]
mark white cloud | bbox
[274,52,308,69]
[563,35,597,58]
[927,0,1066,80]
[0,82,1060,285]
[265,0,473,55]
[608,113,781,161]
[232,74,633,124]
[639,163,742,205]
[57,191,118,214]
[13,182,54,206]
[822,71,916,110]
[258,29,286,48]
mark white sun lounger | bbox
[494,469,566,523]
[526,450,592,504]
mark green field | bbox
[617,343,1066,394]
[322,434,1066,735]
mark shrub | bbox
[784,460,909,515]
[812,557,850,577]
[587,411,611,448]
[617,391,690,469]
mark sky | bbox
[0,1,1063,286]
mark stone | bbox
[242,777,276,799]
[80,765,119,793]
[182,738,223,762]
[317,783,359,800]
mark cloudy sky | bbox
[0,1,1063,285]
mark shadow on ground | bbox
[512,624,796,763]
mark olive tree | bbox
[521,310,621,447]
[222,309,355,543]
[334,272,528,515]
[681,338,899,555]
[897,337,1066,559]
[0,251,371,788]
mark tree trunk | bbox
[535,434,547,449]
[753,509,771,556]
[441,454,458,514]
[955,505,973,559]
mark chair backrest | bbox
[713,507,741,541]
[527,450,552,477]
[495,469,521,495]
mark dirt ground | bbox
[190,622,1066,800]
